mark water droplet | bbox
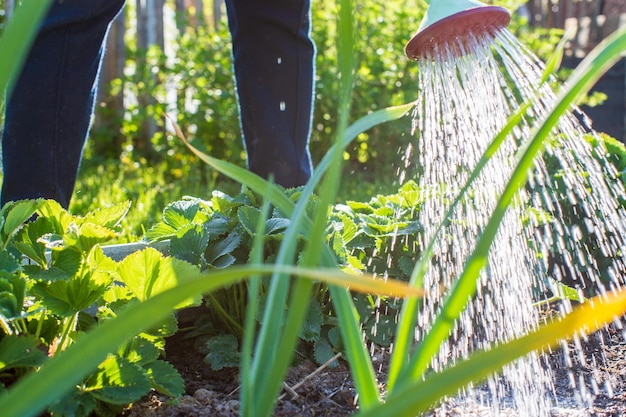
[277,57,282,64]
[279,101,286,111]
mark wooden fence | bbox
[524,0,626,53]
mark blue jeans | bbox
[1,0,314,208]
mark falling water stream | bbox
[398,28,626,415]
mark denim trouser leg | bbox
[225,0,315,188]
[1,0,125,208]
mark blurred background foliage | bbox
[0,0,611,241]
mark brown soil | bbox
[122,308,626,417]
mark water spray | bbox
[405,0,510,60]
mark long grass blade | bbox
[0,0,51,98]
[358,289,626,417]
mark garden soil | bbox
[122,307,626,417]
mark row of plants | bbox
[1,1,626,417]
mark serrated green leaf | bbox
[0,292,18,318]
[398,256,416,279]
[47,389,96,417]
[170,223,210,265]
[299,299,322,342]
[82,201,131,229]
[36,200,71,232]
[101,284,133,305]
[210,253,236,269]
[2,199,42,242]
[363,314,395,347]
[345,254,366,272]
[265,218,290,235]
[141,313,179,342]
[122,337,160,366]
[204,215,230,236]
[24,265,73,283]
[203,334,240,370]
[358,214,409,235]
[145,360,185,397]
[211,190,240,213]
[0,250,20,274]
[12,217,51,267]
[327,327,342,350]
[162,200,200,230]
[117,248,202,308]
[33,268,112,316]
[86,355,151,405]
[205,232,242,265]
[143,222,178,241]
[0,335,46,371]
[64,223,117,252]
[346,201,374,213]
[313,337,338,366]
[237,206,261,236]
[32,282,72,316]
[337,213,358,244]
[549,278,585,302]
[50,248,83,278]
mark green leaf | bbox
[12,217,51,267]
[0,250,20,274]
[122,337,160,366]
[47,390,95,417]
[299,299,322,342]
[237,206,261,236]
[145,360,185,397]
[212,190,242,213]
[548,278,585,303]
[2,200,42,242]
[33,269,112,316]
[117,248,202,308]
[203,334,240,370]
[211,254,236,269]
[205,231,242,266]
[162,200,200,230]
[63,223,117,252]
[265,218,290,235]
[50,248,83,278]
[363,314,395,347]
[86,355,151,405]
[0,292,18,318]
[82,201,131,229]
[313,337,336,366]
[0,335,46,371]
[36,200,70,233]
[170,223,210,265]
[204,215,230,236]
[143,222,177,241]
[141,313,179,342]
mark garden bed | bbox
[122,306,626,417]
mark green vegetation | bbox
[1,1,626,417]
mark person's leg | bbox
[1,0,126,208]
[225,0,315,188]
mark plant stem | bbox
[57,314,78,354]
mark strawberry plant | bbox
[0,199,200,415]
